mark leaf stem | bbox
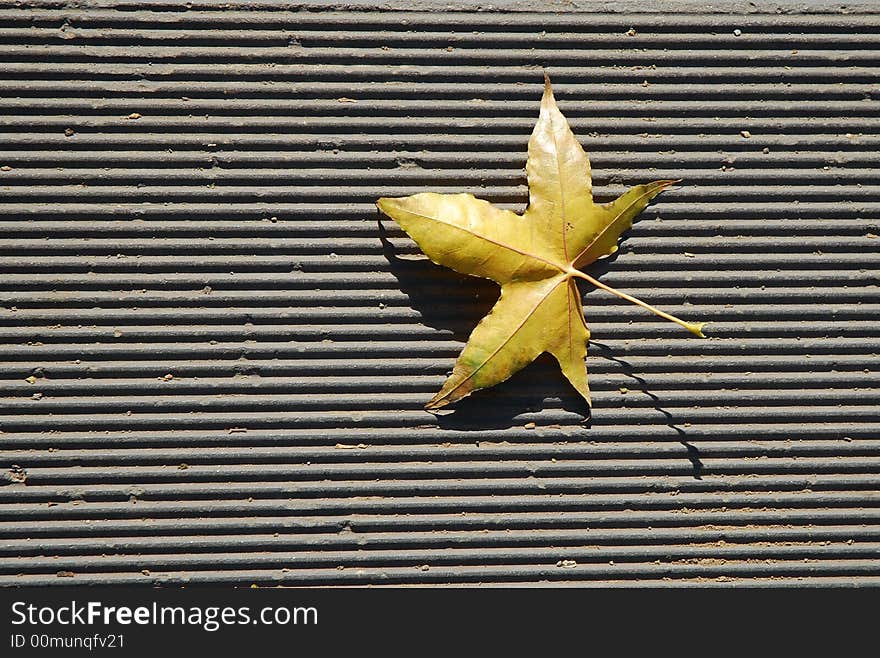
[570,270,707,337]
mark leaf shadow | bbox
[378,218,497,342]
[431,354,592,431]
[590,340,705,480]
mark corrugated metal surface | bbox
[1,2,879,587]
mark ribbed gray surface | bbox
[1,2,879,587]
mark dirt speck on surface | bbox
[8,465,27,484]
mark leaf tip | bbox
[424,396,448,411]
[541,72,555,106]
[377,196,406,219]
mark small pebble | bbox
[0,165,10,171]
[740,130,751,138]
[619,387,628,394]
[127,112,142,120]
[31,392,43,400]
[626,27,637,37]
[733,29,742,36]
[64,128,75,136]
[762,147,770,154]
[524,422,536,430]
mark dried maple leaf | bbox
[378,75,706,410]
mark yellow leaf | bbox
[377,74,706,410]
